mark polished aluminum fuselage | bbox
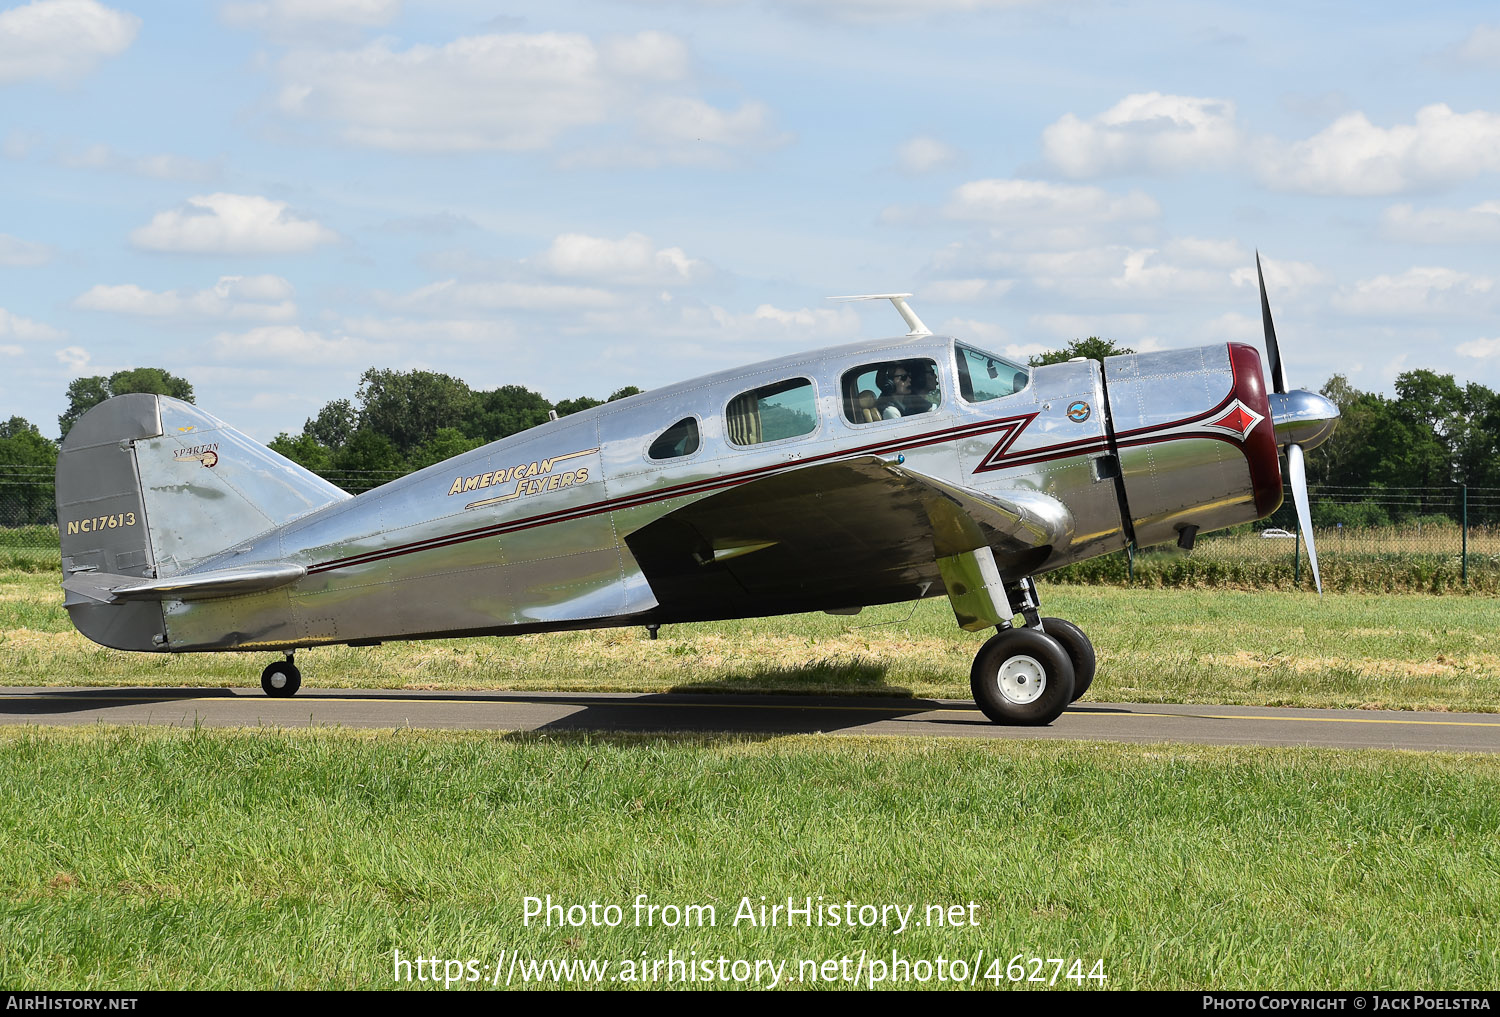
[65,335,1282,653]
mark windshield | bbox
[954,343,1029,402]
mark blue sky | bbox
[3,0,1499,441]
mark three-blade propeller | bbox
[1257,252,1324,594]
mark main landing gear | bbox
[951,572,1096,726]
[261,651,301,698]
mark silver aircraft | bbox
[54,259,1337,725]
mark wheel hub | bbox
[269,671,286,689]
[996,654,1047,705]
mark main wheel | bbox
[1040,617,1096,702]
[261,660,302,698]
[970,627,1075,725]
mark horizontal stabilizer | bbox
[62,563,307,604]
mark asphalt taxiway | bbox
[2,687,1498,752]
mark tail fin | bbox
[56,394,349,650]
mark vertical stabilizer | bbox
[57,394,351,651]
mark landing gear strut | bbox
[938,558,1096,724]
[261,652,301,698]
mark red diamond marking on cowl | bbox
[1211,405,1257,437]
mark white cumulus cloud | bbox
[1332,267,1497,316]
[384,279,620,313]
[212,325,396,366]
[1457,336,1500,359]
[1029,313,1148,341]
[222,0,401,36]
[58,143,218,182]
[1257,105,1500,195]
[55,346,90,371]
[533,233,708,286]
[896,135,959,174]
[921,279,1014,303]
[1381,201,1500,244]
[1042,93,1241,177]
[131,194,338,254]
[76,276,297,321]
[0,234,53,267]
[1457,25,1500,66]
[1039,93,1500,197]
[0,306,65,341]
[0,0,139,84]
[665,0,1049,22]
[1228,256,1329,297]
[942,179,1160,223]
[270,29,781,164]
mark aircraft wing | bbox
[622,455,1072,617]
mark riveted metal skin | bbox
[1103,342,1282,549]
[55,334,1304,655]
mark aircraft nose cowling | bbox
[1267,391,1339,451]
[1103,342,1284,548]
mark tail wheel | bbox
[969,627,1075,726]
[1040,617,1096,702]
[261,661,301,698]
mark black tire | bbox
[969,627,1075,725]
[261,661,301,698]
[1041,617,1096,702]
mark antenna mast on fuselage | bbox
[828,293,933,337]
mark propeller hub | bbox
[1267,390,1339,451]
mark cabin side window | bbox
[841,358,942,425]
[955,344,1029,403]
[648,417,701,460]
[725,378,818,446]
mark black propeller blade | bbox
[1258,250,1321,593]
[1256,250,1288,395]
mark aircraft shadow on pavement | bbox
[511,690,944,737]
[0,685,945,736]
[0,686,243,716]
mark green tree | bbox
[554,386,642,418]
[267,432,334,473]
[58,368,195,438]
[0,416,58,525]
[304,399,358,450]
[1029,337,1135,367]
[553,396,603,417]
[331,429,406,492]
[407,427,486,472]
[464,384,553,442]
[356,369,475,455]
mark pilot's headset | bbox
[875,364,902,395]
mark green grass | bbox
[0,727,1495,990]
[3,568,1498,711]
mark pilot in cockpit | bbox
[875,360,937,419]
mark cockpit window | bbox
[955,344,1029,402]
[648,417,700,460]
[726,378,818,446]
[842,358,942,425]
